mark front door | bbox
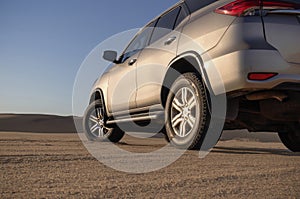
[135,5,188,108]
[107,21,156,114]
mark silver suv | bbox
[83,0,300,152]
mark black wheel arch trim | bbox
[161,51,213,109]
[88,88,110,120]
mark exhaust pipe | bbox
[246,91,288,102]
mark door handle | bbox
[164,36,177,45]
[128,59,137,66]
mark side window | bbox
[120,20,156,62]
[150,7,181,44]
[175,6,188,28]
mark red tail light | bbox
[263,1,299,10]
[248,72,278,81]
[215,0,299,17]
[215,0,260,16]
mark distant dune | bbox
[0,114,280,142]
[0,114,82,133]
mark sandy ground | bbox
[0,132,299,198]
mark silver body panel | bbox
[90,0,300,123]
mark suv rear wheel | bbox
[83,101,125,143]
[278,126,300,152]
[165,72,210,150]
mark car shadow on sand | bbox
[212,146,300,156]
[117,140,300,157]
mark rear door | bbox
[262,0,300,63]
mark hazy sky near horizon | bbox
[0,0,179,116]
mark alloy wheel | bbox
[88,107,109,138]
[171,87,198,137]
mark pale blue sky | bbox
[0,0,179,115]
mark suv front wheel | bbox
[83,101,125,143]
[165,72,210,150]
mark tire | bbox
[165,72,210,150]
[160,127,170,143]
[83,101,125,143]
[278,129,300,152]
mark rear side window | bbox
[150,7,181,44]
[185,0,217,13]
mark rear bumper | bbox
[206,49,300,95]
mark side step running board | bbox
[106,111,164,125]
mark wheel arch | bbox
[89,89,104,105]
[161,51,207,107]
[88,88,112,119]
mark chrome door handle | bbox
[164,36,177,45]
[129,59,137,66]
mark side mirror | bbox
[103,50,117,62]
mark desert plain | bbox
[0,114,299,198]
